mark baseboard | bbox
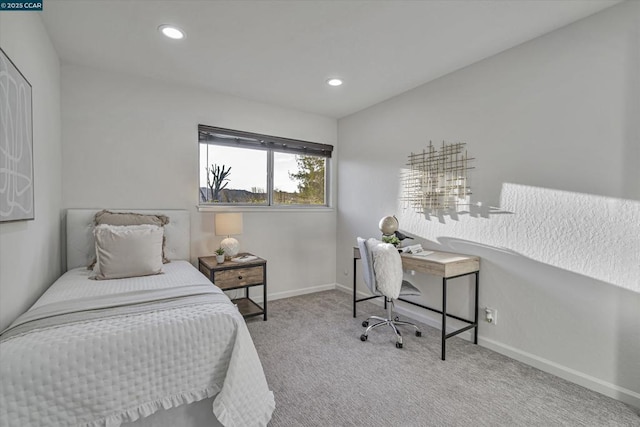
[480,338,640,410]
[335,283,640,410]
[248,283,337,304]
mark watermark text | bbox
[0,2,43,11]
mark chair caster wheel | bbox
[394,316,400,321]
[360,334,368,342]
[416,331,422,337]
[396,342,403,349]
[362,321,369,327]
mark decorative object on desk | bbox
[401,243,427,254]
[215,247,225,263]
[393,230,414,242]
[378,215,399,235]
[379,215,413,247]
[379,215,400,247]
[381,234,400,247]
[401,140,474,216]
[215,212,243,258]
[0,48,34,222]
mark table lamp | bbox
[215,212,243,258]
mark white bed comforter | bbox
[0,261,275,427]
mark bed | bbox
[0,209,275,427]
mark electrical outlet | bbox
[485,307,497,325]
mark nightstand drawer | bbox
[214,265,263,289]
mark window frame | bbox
[198,125,333,209]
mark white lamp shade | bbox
[215,213,243,236]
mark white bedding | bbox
[0,261,275,427]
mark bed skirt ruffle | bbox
[93,386,220,427]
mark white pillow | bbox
[371,242,403,299]
[91,224,164,280]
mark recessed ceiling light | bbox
[159,24,185,40]
[327,78,343,87]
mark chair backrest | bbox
[357,237,379,295]
[358,237,404,300]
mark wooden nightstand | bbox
[198,253,267,321]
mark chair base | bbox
[360,298,421,348]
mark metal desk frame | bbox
[353,248,480,360]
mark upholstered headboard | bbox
[66,209,190,270]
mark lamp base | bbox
[220,237,240,258]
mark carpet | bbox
[246,290,639,426]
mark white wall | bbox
[61,64,337,301]
[337,1,639,408]
[0,14,62,330]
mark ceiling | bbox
[41,0,621,119]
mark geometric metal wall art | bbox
[401,141,474,215]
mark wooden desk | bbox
[353,247,480,360]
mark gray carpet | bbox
[246,290,639,427]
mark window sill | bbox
[197,205,334,213]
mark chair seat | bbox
[400,280,421,296]
[370,279,420,297]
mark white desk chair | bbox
[357,237,422,348]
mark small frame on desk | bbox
[198,253,267,320]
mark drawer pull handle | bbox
[238,275,243,280]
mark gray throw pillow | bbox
[89,210,171,266]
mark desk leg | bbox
[441,278,447,361]
[474,271,479,344]
[353,257,357,318]
[263,264,268,321]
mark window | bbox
[199,125,333,207]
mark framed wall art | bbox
[0,47,34,222]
